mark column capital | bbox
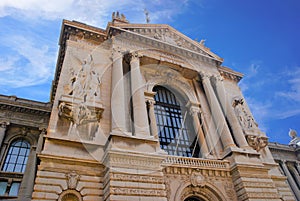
[39,128,47,135]
[0,121,9,129]
[189,106,201,116]
[199,72,211,81]
[129,52,142,63]
[212,74,224,82]
[147,99,156,107]
[111,47,126,60]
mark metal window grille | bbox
[153,86,200,157]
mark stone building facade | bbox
[0,13,297,200]
[269,130,300,200]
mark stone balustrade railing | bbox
[163,155,230,169]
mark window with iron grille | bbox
[153,86,200,157]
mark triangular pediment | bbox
[110,23,223,62]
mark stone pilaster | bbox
[18,146,37,201]
[281,160,300,200]
[200,73,236,150]
[0,121,9,147]
[36,128,47,154]
[213,75,250,149]
[111,48,126,134]
[189,105,209,158]
[130,53,150,137]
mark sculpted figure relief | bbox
[233,98,258,130]
[67,54,101,102]
[58,54,103,139]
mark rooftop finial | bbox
[112,11,129,24]
[144,9,150,24]
[289,129,297,139]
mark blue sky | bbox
[0,0,299,144]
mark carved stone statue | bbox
[233,98,258,130]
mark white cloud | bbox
[277,67,300,102]
[0,0,191,26]
[0,35,55,87]
[0,0,192,89]
[245,96,272,132]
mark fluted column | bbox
[111,49,126,134]
[288,163,300,189]
[0,121,9,148]
[296,163,300,175]
[213,75,249,148]
[147,99,158,138]
[130,53,150,137]
[281,160,300,200]
[190,106,209,158]
[200,73,236,149]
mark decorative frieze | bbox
[110,187,166,197]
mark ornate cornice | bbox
[218,66,243,83]
[0,95,51,116]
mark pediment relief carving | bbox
[125,27,218,59]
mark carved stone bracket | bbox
[66,171,80,190]
[58,95,104,125]
[246,135,268,151]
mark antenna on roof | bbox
[144,9,150,23]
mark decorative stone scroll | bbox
[246,135,268,151]
[58,97,103,125]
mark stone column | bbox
[111,49,126,134]
[296,163,300,175]
[189,106,209,158]
[213,75,249,148]
[130,53,150,137]
[288,163,300,189]
[200,73,236,149]
[281,160,300,200]
[0,122,9,148]
[147,99,158,138]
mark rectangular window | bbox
[8,182,20,196]
[0,181,7,195]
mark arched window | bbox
[153,86,200,157]
[184,197,203,201]
[2,139,30,173]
